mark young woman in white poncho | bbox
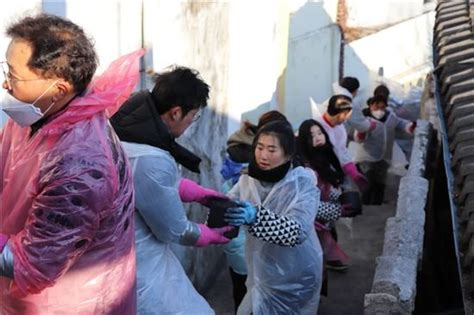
[224,120,323,315]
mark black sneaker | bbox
[326,260,349,272]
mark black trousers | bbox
[358,160,389,205]
[229,267,247,311]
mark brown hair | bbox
[7,14,98,94]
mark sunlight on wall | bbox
[346,0,425,28]
[65,0,142,75]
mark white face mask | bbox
[1,81,57,127]
[371,109,386,120]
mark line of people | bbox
[0,14,416,315]
[218,76,416,312]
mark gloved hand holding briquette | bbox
[195,224,233,246]
[224,201,257,226]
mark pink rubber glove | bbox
[354,130,368,141]
[343,162,369,192]
[368,119,377,132]
[195,224,233,247]
[0,234,8,253]
[407,121,417,134]
[179,178,228,205]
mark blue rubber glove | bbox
[0,243,14,278]
[224,201,257,226]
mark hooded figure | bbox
[0,14,141,314]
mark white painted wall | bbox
[345,0,425,28]
[289,0,338,38]
[63,0,143,74]
[143,1,289,136]
[285,1,340,128]
[226,1,290,134]
[344,11,435,104]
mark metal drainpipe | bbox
[336,0,347,81]
[337,24,345,81]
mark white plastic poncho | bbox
[228,166,323,315]
[332,82,372,134]
[314,83,371,133]
[311,101,352,167]
[121,141,213,315]
[352,109,412,163]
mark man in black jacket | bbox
[111,66,231,314]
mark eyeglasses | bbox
[1,61,46,87]
[192,109,202,122]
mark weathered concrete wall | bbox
[364,120,433,314]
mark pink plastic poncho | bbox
[314,174,349,264]
[0,49,144,314]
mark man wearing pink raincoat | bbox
[0,14,141,314]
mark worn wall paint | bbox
[66,0,143,74]
[142,0,232,290]
[345,0,425,28]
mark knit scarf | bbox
[248,158,291,183]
